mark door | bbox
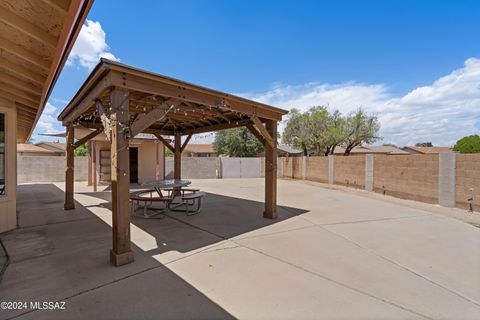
[129,147,138,183]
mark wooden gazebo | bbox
[58,59,288,266]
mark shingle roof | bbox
[402,146,453,154]
[183,144,215,154]
[334,146,408,155]
[17,144,58,155]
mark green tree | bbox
[282,108,312,156]
[74,143,88,156]
[453,135,480,153]
[342,109,381,155]
[213,127,264,157]
[164,148,174,157]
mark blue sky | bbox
[36,0,480,146]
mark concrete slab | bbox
[235,225,480,319]
[3,179,480,319]
[325,214,480,304]
[165,246,423,320]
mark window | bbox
[0,113,5,195]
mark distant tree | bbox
[453,135,480,153]
[74,143,88,156]
[415,142,433,147]
[213,127,264,157]
[282,108,312,156]
[164,148,174,157]
[322,110,348,156]
[342,109,381,155]
[382,143,398,148]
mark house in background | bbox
[17,143,63,156]
[0,0,93,233]
[35,141,66,155]
[402,146,453,154]
[182,144,217,157]
[334,145,409,156]
[43,127,165,186]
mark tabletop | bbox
[142,179,191,189]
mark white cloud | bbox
[67,20,119,70]
[240,58,480,147]
[31,102,64,142]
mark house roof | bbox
[402,146,453,154]
[183,144,215,154]
[334,145,409,155]
[35,141,65,151]
[17,143,58,155]
[1,0,94,142]
[278,144,303,154]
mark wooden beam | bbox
[61,72,111,124]
[110,71,283,121]
[0,80,41,103]
[264,119,278,219]
[0,87,38,109]
[174,131,182,179]
[73,128,102,149]
[246,124,266,146]
[129,100,178,136]
[181,134,192,152]
[64,124,75,210]
[0,72,43,96]
[109,87,134,266]
[251,116,275,148]
[40,0,70,13]
[96,100,112,140]
[0,59,46,85]
[154,133,174,152]
[0,36,51,71]
[0,6,58,47]
[183,119,252,135]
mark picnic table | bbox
[142,179,192,197]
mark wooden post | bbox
[174,132,181,179]
[87,141,92,186]
[64,124,75,210]
[109,87,134,266]
[92,141,97,192]
[264,119,277,219]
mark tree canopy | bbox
[74,143,88,156]
[213,127,264,157]
[453,135,480,153]
[282,106,381,156]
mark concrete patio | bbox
[1,178,480,319]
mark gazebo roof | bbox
[58,58,287,136]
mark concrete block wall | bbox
[165,157,220,179]
[373,155,439,204]
[305,156,329,183]
[18,156,88,183]
[455,154,480,211]
[280,153,480,211]
[334,155,366,188]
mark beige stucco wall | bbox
[92,139,164,185]
[0,99,17,233]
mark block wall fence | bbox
[279,154,480,212]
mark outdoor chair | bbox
[169,192,205,216]
[129,189,173,218]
